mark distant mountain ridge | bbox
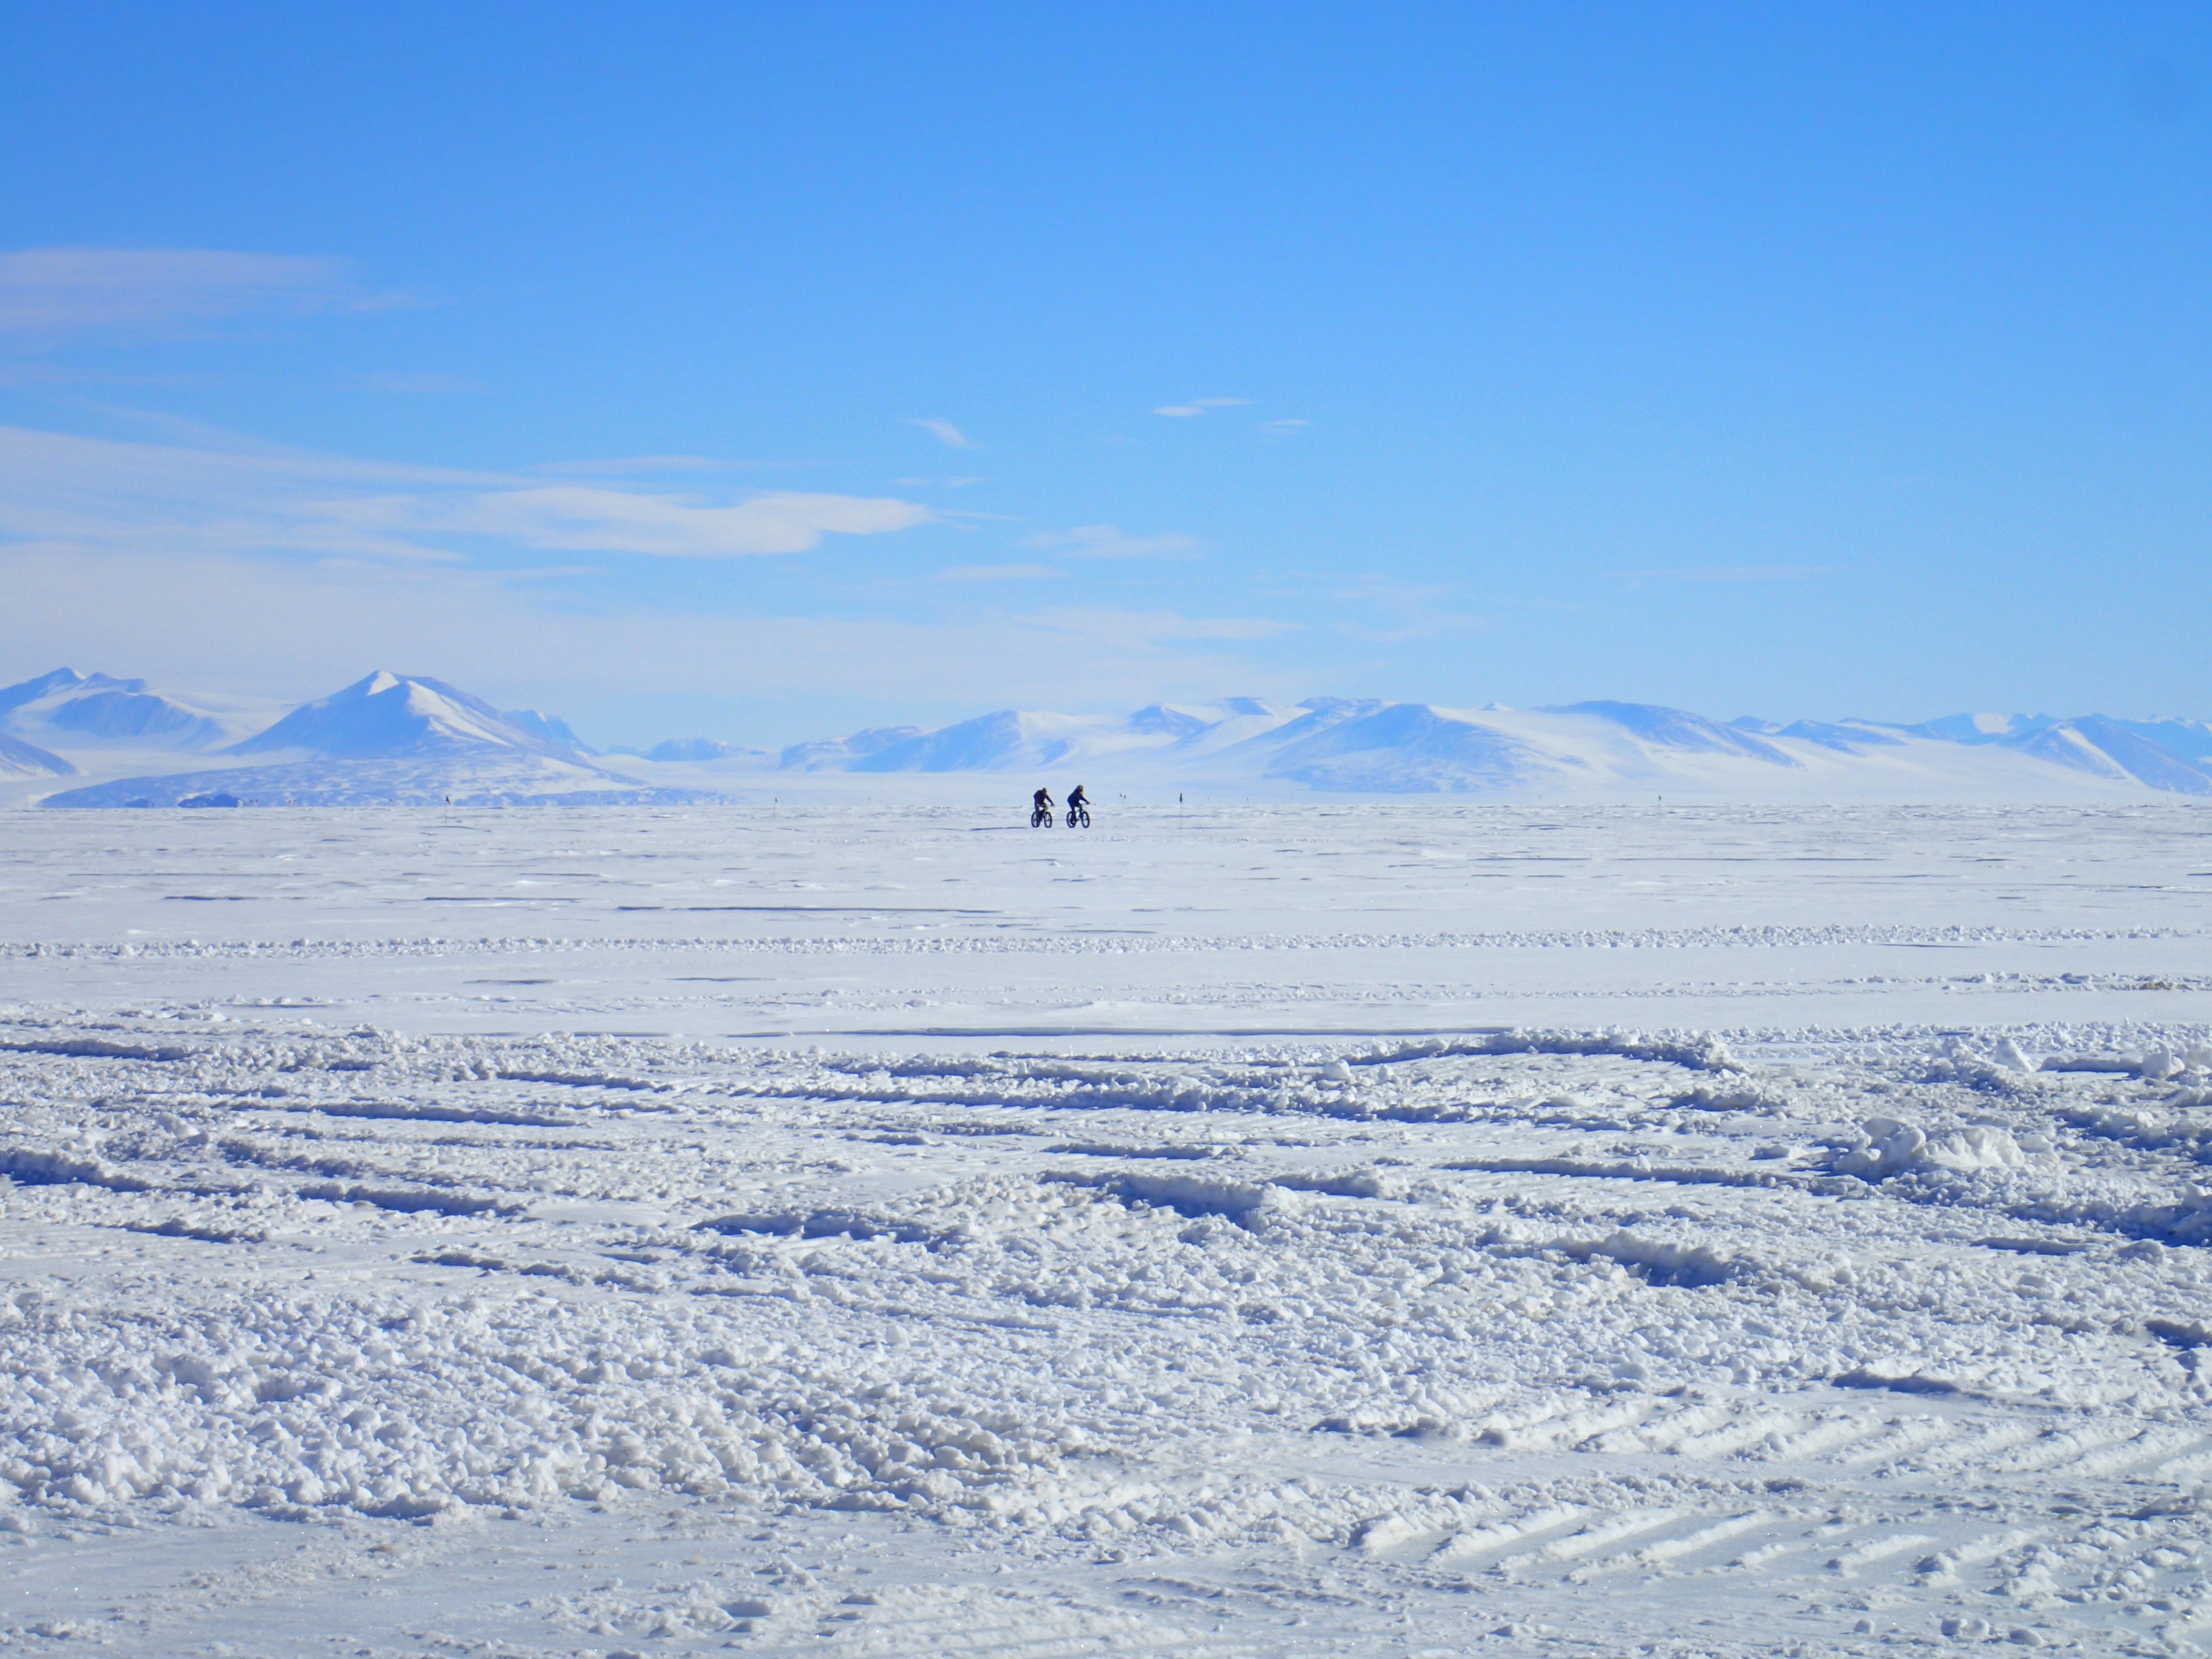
[1729,710,2212,793]
[0,667,259,752]
[9,661,2212,803]
[228,670,590,762]
[717,697,2212,797]
[15,669,702,808]
[0,730,74,778]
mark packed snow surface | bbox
[2,801,2211,1657]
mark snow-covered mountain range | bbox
[12,670,708,807]
[0,730,74,779]
[7,664,2212,804]
[757,697,2212,798]
[228,670,588,763]
[1,667,282,754]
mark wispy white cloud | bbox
[0,247,407,336]
[1322,576,1488,642]
[0,424,932,562]
[0,543,1297,715]
[1153,397,1250,418]
[1261,418,1311,433]
[1618,565,1835,582]
[487,564,601,582]
[934,563,1064,581]
[532,455,760,476]
[358,372,489,395]
[0,414,1298,723]
[0,362,208,388]
[347,485,932,558]
[1023,606,1290,646]
[1028,524,1200,559]
[904,417,978,448]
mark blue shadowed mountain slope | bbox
[1264,704,1564,792]
[1125,704,1214,739]
[0,668,259,752]
[1550,701,1801,767]
[645,738,768,763]
[779,726,926,771]
[2102,716,2212,765]
[851,711,1050,772]
[2000,718,2212,795]
[0,669,142,715]
[503,710,593,754]
[0,731,77,777]
[1905,713,2062,744]
[229,672,584,760]
[1776,720,1906,753]
[44,689,229,746]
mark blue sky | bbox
[2,3,2208,746]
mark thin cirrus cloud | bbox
[1323,576,1486,641]
[1022,606,1291,647]
[531,455,756,476]
[1152,397,1249,418]
[357,372,490,395]
[1,541,1301,716]
[1619,565,1835,582]
[1027,524,1200,559]
[350,485,933,558]
[933,563,1066,582]
[0,247,406,335]
[904,417,978,449]
[0,423,934,563]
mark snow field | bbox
[1,802,2211,1654]
[4,1020,2212,1652]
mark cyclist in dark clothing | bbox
[1067,784,1089,814]
[1034,787,1054,814]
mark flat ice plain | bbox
[3,799,2211,1658]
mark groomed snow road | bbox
[1,801,2209,1657]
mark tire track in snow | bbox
[3,1002,2210,1653]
